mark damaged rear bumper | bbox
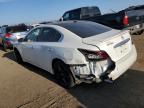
[70,58,115,84]
[70,45,137,84]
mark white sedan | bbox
[14,21,137,88]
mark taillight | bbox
[78,49,109,61]
[5,33,12,38]
[123,15,129,26]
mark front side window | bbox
[24,28,41,42]
[37,28,61,42]
[63,12,70,21]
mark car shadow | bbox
[3,51,16,61]
[2,51,144,108]
[2,51,56,83]
[68,69,144,108]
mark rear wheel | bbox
[14,49,23,64]
[53,60,75,88]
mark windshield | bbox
[56,21,112,38]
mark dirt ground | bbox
[0,34,144,108]
[131,34,144,71]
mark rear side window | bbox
[81,7,101,18]
[63,9,80,21]
[6,26,27,33]
[56,21,112,38]
[38,28,61,42]
[63,13,70,20]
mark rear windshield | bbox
[6,26,27,33]
[56,21,112,38]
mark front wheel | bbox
[53,60,75,88]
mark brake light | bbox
[5,33,12,38]
[78,49,109,61]
[123,15,129,26]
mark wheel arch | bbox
[14,47,23,60]
[14,47,21,55]
[52,58,65,69]
[52,58,76,86]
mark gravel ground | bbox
[0,34,144,108]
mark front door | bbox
[22,28,42,65]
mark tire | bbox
[53,60,75,88]
[14,49,23,64]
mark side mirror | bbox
[18,38,24,42]
[59,17,63,21]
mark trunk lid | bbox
[82,30,132,61]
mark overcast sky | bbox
[0,0,144,25]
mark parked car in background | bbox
[14,21,137,88]
[0,26,1,34]
[60,5,144,35]
[0,24,28,51]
